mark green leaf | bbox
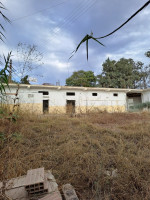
[0,51,12,95]
[70,34,104,60]
[91,36,105,46]
[86,38,88,60]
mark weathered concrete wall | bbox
[2,84,149,114]
[142,90,150,102]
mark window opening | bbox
[66,92,75,96]
[113,93,118,96]
[38,91,49,95]
[92,93,97,96]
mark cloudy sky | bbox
[1,0,150,85]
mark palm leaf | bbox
[91,36,105,46]
[70,34,104,60]
[0,2,11,42]
[0,52,12,95]
[71,1,150,60]
[86,37,89,60]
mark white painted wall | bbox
[2,85,150,113]
[142,90,150,102]
[2,85,127,108]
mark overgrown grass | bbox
[0,109,150,200]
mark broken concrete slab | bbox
[45,171,58,193]
[0,168,60,200]
[62,184,79,200]
[6,175,26,189]
[5,186,28,200]
[38,191,62,200]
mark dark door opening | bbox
[66,100,75,114]
[43,100,49,113]
[126,93,142,111]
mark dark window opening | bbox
[66,92,75,96]
[66,100,75,114]
[127,93,141,97]
[92,93,97,96]
[38,91,49,95]
[43,100,49,113]
[113,93,118,97]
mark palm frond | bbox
[71,0,150,60]
[70,34,104,60]
[0,2,11,42]
[0,52,12,94]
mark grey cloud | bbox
[1,0,150,85]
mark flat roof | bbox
[6,83,148,93]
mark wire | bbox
[55,0,94,29]
[66,0,97,26]
[12,0,68,22]
[38,0,98,54]
[96,0,150,39]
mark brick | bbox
[25,168,45,186]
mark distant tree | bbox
[13,43,43,81]
[66,70,96,87]
[97,58,143,88]
[135,61,150,89]
[20,75,30,84]
[141,50,150,88]
[145,50,150,58]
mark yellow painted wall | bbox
[49,105,126,114]
[49,106,66,114]
[7,103,43,114]
[5,104,126,114]
[19,103,43,114]
[76,105,126,113]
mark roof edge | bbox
[5,83,147,92]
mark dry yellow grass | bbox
[0,110,150,200]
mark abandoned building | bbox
[1,84,150,114]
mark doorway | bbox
[43,100,49,113]
[126,93,142,111]
[66,100,75,114]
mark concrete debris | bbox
[0,168,62,200]
[0,168,79,200]
[105,169,118,178]
[62,184,79,200]
[38,191,62,200]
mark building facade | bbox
[1,84,150,114]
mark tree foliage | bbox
[66,70,96,87]
[97,57,150,89]
[145,50,150,58]
[20,75,30,84]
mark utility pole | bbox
[8,59,12,83]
